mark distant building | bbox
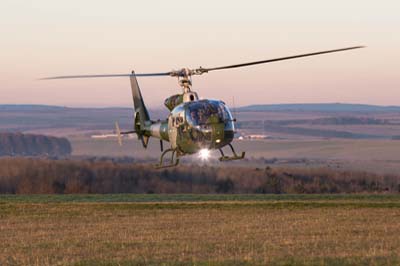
[91,134,118,139]
[237,134,270,140]
[246,134,270,139]
[91,133,137,139]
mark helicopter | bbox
[44,46,364,168]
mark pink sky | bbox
[1,0,399,108]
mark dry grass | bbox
[1,197,400,265]
[70,137,400,161]
[69,136,400,175]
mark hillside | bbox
[1,104,400,139]
[0,104,67,111]
[0,133,71,157]
[238,103,400,112]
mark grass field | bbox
[1,194,400,266]
[70,136,400,174]
[70,137,400,161]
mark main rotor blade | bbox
[41,46,364,80]
[201,46,365,72]
[41,72,171,80]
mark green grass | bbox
[1,193,400,203]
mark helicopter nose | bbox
[214,129,234,147]
[211,122,235,148]
[224,129,234,142]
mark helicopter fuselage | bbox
[147,99,235,155]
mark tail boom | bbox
[130,72,169,147]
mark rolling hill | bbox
[238,103,400,112]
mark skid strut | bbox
[218,144,245,162]
[155,148,180,169]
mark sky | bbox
[1,0,399,108]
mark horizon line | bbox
[1,102,400,109]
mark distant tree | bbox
[0,133,71,157]
[216,178,234,193]
[0,158,399,194]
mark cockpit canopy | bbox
[185,100,233,126]
[169,99,235,151]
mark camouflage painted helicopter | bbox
[44,46,363,168]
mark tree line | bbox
[0,157,398,194]
[0,133,71,157]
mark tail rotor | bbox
[114,121,136,146]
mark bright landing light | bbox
[199,149,210,160]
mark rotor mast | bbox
[169,68,202,102]
[169,67,208,93]
[177,68,193,93]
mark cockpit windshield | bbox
[186,100,232,126]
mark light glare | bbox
[199,149,210,160]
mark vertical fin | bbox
[130,71,150,128]
[141,135,150,148]
[130,71,151,148]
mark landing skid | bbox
[155,148,180,169]
[218,144,245,162]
